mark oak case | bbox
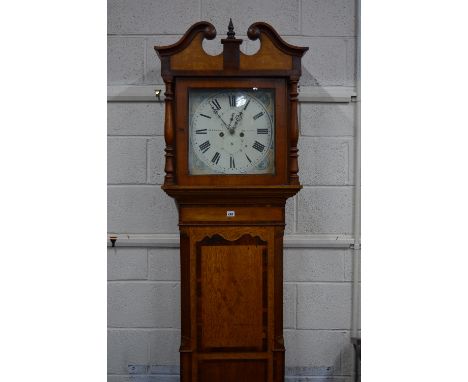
[155,20,308,382]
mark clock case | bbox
[155,21,308,382]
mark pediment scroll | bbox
[155,20,308,75]
[155,21,223,72]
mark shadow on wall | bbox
[300,65,320,86]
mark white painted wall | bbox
[107,1,359,381]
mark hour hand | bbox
[230,111,244,132]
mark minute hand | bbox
[212,109,230,130]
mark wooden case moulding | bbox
[155,20,307,77]
[154,20,308,382]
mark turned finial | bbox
[227,18,235,39]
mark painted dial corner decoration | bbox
[189,89,275,175]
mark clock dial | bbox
[189,89,275,175]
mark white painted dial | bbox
[189,89,274,175]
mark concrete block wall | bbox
[108,1,358,381]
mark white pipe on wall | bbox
[106,234,355,248]
[351,0,361,338]
[107,85,356,103]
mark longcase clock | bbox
[155,20,308,382]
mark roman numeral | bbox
[243,99,251,110]
[253,112,264,120]
[230,156,235,168]
[210,99,221,111]
[252,141,265,152]
[195,129,207,134]
[211,152,221,165]
[245,154,252,163]
[200,113,211,119]
[257,128,269,134]
[228,95,236,107]
[199,140,210,153]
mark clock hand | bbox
[212,109,230,131]
[227,113,235,133]
[230,111,244,133]
[226,112,237,135]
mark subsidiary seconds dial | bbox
[189,90,274,175]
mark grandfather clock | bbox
[155,20,308,382]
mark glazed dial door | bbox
[189,89,275,175]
